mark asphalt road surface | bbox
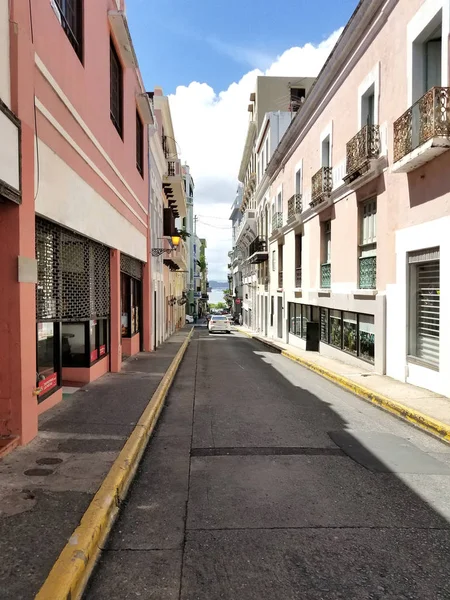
[85,328,450,600]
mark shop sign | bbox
[39,372,57,395]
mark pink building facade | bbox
[243,0,450,397]
[0,0,154,452]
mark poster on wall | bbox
[38,372,57,395]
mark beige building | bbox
[234,0,450,399]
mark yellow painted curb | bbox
[238,328,450,445]
[35,328,194,600]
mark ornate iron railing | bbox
[359,256,377,289]
[167,161,176,176]
[272,212,283,232]
[345,125,380,178]
[278,271,283,288]
[248,236,267,257]
[311,167,333,207]
[287,194,303,222]
[393,87,450,163]
[295,266,302,288]
[321,263,331,289]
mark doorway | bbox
[277,296,283,339]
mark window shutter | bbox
[414,259,440,366]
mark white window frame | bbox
[320,122,333,168]
[294,159,303,196]
[407,0,450,106]
[357,63,380,129]
[360,198,377,247]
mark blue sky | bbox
[126,0,359,279]
[127,0,358,94]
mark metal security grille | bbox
[36,218,110,322]
[415,260,440,366]
[120,253,143,280]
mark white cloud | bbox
[169,29,343,281]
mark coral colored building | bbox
[0,0,154,451]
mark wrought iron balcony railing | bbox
[295,266,302,288]
[321,263,331,289]
[167,161,176,176]
[359,256,377,289]
[287,194,303,222]
[248,236,267,256]
[278,271,283,288]
[345,125,380,182]
[311,167,333,207]
[272,212,283,232]
[393,87,450,163]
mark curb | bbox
[35,328,194,600]
[237,328,450,445]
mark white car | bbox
[208,315,231,334]
[185,314,194,324]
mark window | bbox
[136,111,144,175]
[290,87,306,112]
[288,303,301,336]
[411,12,442,103]
[408,248,440,368]
[330,310,342,348]
[295,168,302,196]
[361,83,376,126]
[277,192,282,213]
[343,312,357,355]
[321,135,331,168]
[323,221,331,264]
[320,308,329,343]
[121,273,141,337]
[62,319,109,367]
[110,40,123,136]
[270,296,274,327]
[37,322,59,399]
[321,309,375,364]
[53,0,83,60]
[359,199,377,289]
[272,250,276,271]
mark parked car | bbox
[208,315,231,334]
[185,314,194,324]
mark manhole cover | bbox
[36,457,63,466]
[24,468,54,476]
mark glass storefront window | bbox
[90,320,98,363]
[343,312,357,355]
[99,319,108,357]
[359,314,375,363]
[37,322,58,396]
[330,310,342,348]
[301,305,310,339]
[320,308,329,343]
[121,274,130,337]
[62,323,86,368]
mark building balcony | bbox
[278,271,283,289]
[248,236,268,264]
[287,194,302,223]
[359,256,376,290]
[310,167,333,208]
[235,209,257,248]
[163,159,186,218]
[171,239,188,270]
[272,212,283,234]
[295,266,302,289]
[343,125,381,185]
[393,87,450,173]
[321,263,331,289]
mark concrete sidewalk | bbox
[0,328,191,600]
[236,327,450,443]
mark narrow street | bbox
[85,328,450,600]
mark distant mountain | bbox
[209,280,228,289]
